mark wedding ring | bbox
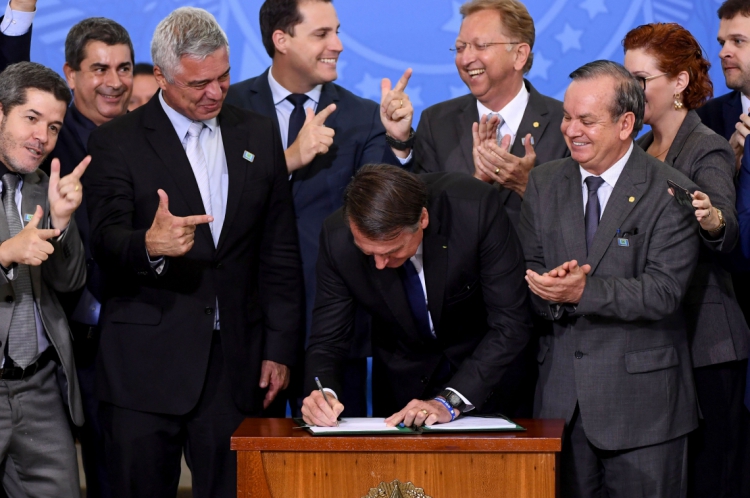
[400,99,404,108]
[494,168,500,174]
[75,184,80,192]
[421,409,428,415]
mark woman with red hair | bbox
[624,23,749,497]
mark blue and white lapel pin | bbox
[243,150,255,163]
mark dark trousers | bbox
[100,332,253,498]
[561,405,688,498]
[688,359,750,498]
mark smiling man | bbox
[85,8,303,498]
[300,165,531,429]
[517,60,701,497]
[225,0,414,417]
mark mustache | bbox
[23,140,44,155]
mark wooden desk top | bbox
[231,418,564,453]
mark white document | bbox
[306,417,406,434]
[420,416,521,432]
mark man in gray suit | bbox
[0,62,87,497]
[412,0,568,228]
[517,60,700,496]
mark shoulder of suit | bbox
[420,94,475,120]
[697,91,738,117]
[323,82,380,113]
[424,171,496,201]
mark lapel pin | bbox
[617,238,630,247]
[442,245,447,249]
[242,151,255,163]
[533,121,539,128]
[628,196,635,203]
[23,214,33,222]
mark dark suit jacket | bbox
[518,145,700,451]
[696,90,743,141]
[85,94,304,415]
[225,69,402,351]
[305,172,532,416]
[638,110,748,368]
[413,79,569,227]
[0,16,31,72]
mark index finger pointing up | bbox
[70,155,92,179]
[393,68,413,92]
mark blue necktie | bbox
[398,259,433,341]
[286,94,309,147]
[584,176,606,254]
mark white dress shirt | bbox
[0,1,33,36]
[741,93,750,117]
[579,142,633,218]
[476,82,530,148]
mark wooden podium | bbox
[231,418,564,497]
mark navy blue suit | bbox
[736,137,750,410]
[0,16,31,73]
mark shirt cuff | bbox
[1,2,34,36]
[323,388,338,399]
[146,247,166,274]
[445,387,474,412]
[397,150,413,165]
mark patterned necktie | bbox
[584,176,606,254]
[492,113,505,145]
[184,122,214,237]
[2,173,37,368]
[398,259,434,341]
[286,93,309,146]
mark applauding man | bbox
[0,62,88,497]
[226,0,413,416]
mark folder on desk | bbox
[294,416,525,436]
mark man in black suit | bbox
[413,0,568,228]
[0,0,36,72]
[45,18,134,498]
[301,165,531,427]
[85,7,303,498]
[225,0,413,416]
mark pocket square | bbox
[243,151,255,163]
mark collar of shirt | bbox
[579,142,633,215]
[742,93,750,116]
[476,82,529,134]
[158,91,218,140]
[268,66,322,107]
[409,241,424,273]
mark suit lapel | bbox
[559,161,587,264]
[585,147,647,273]
[143,95,213,248]
[247,69,281,127]
[724,91,743,141]
[457,97,478,175]
[215,107,248,253]
[510,80,550,159]
[422,218,447,332]
[370,259,421,341]
[664,110,701,167]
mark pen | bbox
[314,376,339,426]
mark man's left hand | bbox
[525,259,590,303]
[380,68,414,158]
[474,133,536,197]
[385,398,460,427]
[48,156,90,231]
[259,360,290,409]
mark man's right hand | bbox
[284,104,337,173]
[0,205,59,268]
[730,113,750,172]
[301,389,344,427]
[145,189,213,258]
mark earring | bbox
[673,93,684,110]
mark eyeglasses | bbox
[635,73,668,90]
[449,41,519,54]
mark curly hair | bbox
[622,23,712,110]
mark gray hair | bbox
[151,7,229,83]
[0,62,71,113]
[569,60,645,136]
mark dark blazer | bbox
[413,79,569,227]
[225,69,402,349]
[696,90,743,141]
[0,168,86,424]
[305,172,532,416]
[637,110,748,367]
[517,145,700,451]
[85,94,304,415]
[0,16,31,72]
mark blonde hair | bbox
[460,0,535,73]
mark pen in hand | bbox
[315,376,340,427]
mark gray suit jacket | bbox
[413,79,569,227]
[517,145,700,451]
[0,168,86,425]
[638,110,749,367]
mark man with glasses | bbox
[412,0,568,229]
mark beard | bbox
[0,116,46,175]
[723,64,750,96]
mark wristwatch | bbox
[385,128,416,150]
[437,389,467,412]
[707,208,725,235]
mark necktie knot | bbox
[187,121,204,139]
[2,173,18,198]
[585,175,605,192]
[286,93,309,108]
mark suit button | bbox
[205,307,214,315]
[214,262,223,269]
[4,296,12,303]
[420,376,428,384]
[575,351,583,359]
